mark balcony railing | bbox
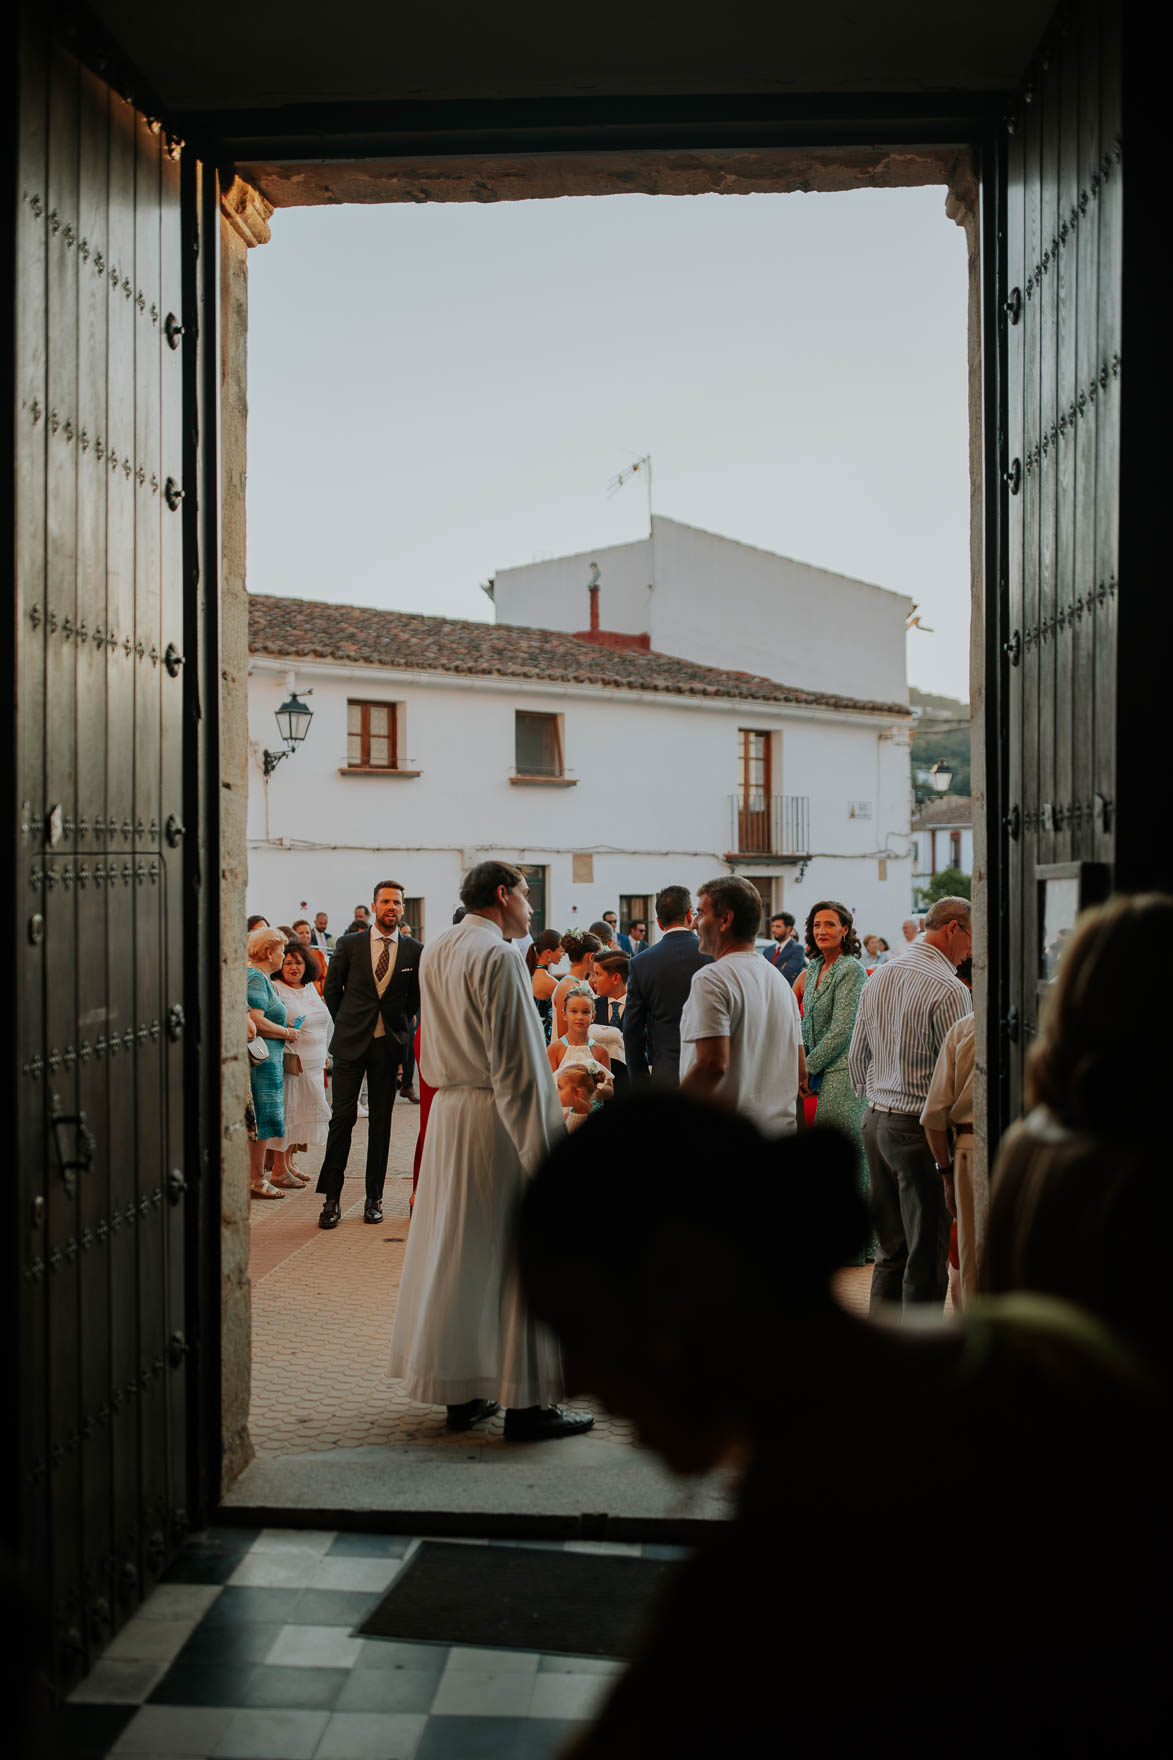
[727,794,811,858]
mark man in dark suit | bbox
[623,887,711,1084]
[618,919,648,957]
[764,912,806,987]
[310,911,336,957]
[316,880,422,1229]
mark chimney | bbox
[588,562,600,633]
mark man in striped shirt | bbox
[848,896,973,1310]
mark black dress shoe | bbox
[318,1199,341,1230]
[400,1087,419,1104]
[503,1405,595,1442]
[363,1199,383,1224]
[446,1398,501,1432]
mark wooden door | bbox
[520,865,547,934]
[738,730,771,855]
[14,15,195,1698]
[1001,0,1121,1116]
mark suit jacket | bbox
[592,994,629,1091]
[323,928,422,1061]
[618,934,648,958]
[763,938,806,987]
[623,930,712,1082]
[311,929,336,954]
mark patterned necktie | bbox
[609,1000,621,1027]
[375,936,390,983]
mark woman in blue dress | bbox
[795,901,871,1260]
[246,926,300,1199]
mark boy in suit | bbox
[316,880,422,1228]
[591,951,631,1090]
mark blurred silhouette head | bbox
[519,1095,866,1472]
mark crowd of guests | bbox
[243,871,1170,1747]
[244,902,420,1203]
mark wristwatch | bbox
[935,1161,952,1174]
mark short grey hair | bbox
[925,896,971,931]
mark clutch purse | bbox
[283,1050,303,1076]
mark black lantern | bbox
[929,759,953,794]
[263,691,314,778]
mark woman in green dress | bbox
[795,901,870,1259]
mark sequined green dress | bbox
[802,953,872,1261]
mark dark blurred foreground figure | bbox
[984,892,1173,1387]
[519,1096,1168,1757]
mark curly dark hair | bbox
[280,941,313,984]
[803,900,862,960]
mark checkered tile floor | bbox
[54,1527,686,1758]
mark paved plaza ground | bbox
[230,1105,868,1527]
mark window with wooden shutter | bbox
[515,711,563,777]
[347,700,399,769]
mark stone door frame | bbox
[211,133,991,1489]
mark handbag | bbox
[283,1050,303,1076]
[246,1035,269,1064]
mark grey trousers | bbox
[862,1106,949,1310]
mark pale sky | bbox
[247,185,971,701]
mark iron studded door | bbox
[1001,0,1121,1114]
[14,19,192,1697]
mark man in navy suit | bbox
[764,912,806,987]
[623,887,711,1084]
[316,880,422,1229]
[617,919,648,958]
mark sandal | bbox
[250,1180,285,1200]
[269,1172,305,1190]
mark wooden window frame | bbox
[347,699,399,770]
[514,710,564,779]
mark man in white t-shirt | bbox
[680,876,806,1134]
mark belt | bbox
[868,1103,921,1118]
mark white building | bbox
[246,575,914,946]
[488,516,910,707]
[911,796,974,908]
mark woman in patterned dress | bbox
[246,926,299,1200]
[527,929,563,1040]
[795,902,869,1255]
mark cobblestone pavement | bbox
[248,1111,634,1457]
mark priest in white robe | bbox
[388,861,595,1442]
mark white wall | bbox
[492,537,652,638]
[491,518,911,705]
[246,658,913,950]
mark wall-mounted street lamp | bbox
[929,759,954,794]
[262,691,314,778]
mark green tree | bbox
[920,866,971,906]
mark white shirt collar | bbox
[465,911,504,940]
[370,923,400,941]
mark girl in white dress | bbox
[551,930,601,1041]
[548,982,613,1126]
[271,941,333,1186]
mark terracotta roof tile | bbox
[248,595,908,717]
